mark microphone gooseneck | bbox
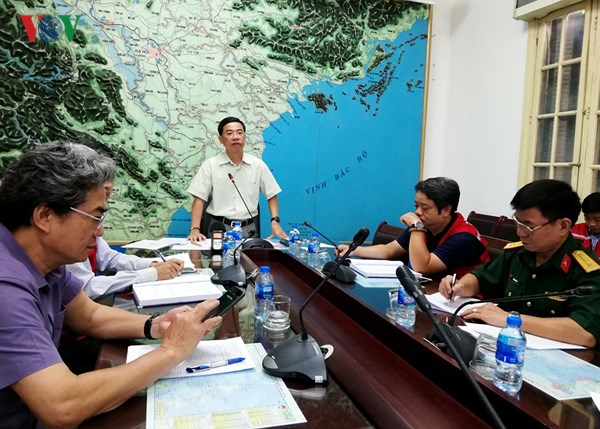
[227,173,257,231]
[448,285,599,326]
[232,229,256,265]
[303,220,340,253]
[297,227,369,340]
[395,266,506,429]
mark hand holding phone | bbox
[203,287,245,321]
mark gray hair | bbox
[0,141,116,231]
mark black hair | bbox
[414,177,460,214]
[582,192,600,214]
[217,117,246,135]
[510,179,580,225]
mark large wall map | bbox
[0,0,429,243]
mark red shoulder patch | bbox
[560,254,571,274]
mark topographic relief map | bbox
[0,0,429,242]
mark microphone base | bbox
[322,261,356,283]
[242,238,274,250]
[428,324,477,364]
[210,264,247,288]
[262,334,327,384]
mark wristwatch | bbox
[271,216,280,223]
[144,313,159,340]
[409,221,426,232]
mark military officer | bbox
[440,180,600,348]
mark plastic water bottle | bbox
[493,312,527,395]
[395,286,416,329]
[288,223,300,255]
[231,221,243,260]
[307,232,320,268]
[222,232,235,267]
[254,266,275,323]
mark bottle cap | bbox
[311,232,318,237]
[259,266,270,273]
[233,221,241,226]
[506,314,522,327]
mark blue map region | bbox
[167,19,428,242]
[261,19,427,242]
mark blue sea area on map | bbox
[167,18,428,241]
[261,18,428,242]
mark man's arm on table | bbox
[338,239,406,260]
[439,273,597,348]
[11,292,220,428]
[267,195,287,240]
[188,197,207,241]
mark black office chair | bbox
[372,221,405,245]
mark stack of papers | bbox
[126,337,254,379]
[122,237,186,250]
[426,292,483,314]
[132,269,222,307]
[349,259,427,281]
[155,252,197,273]
[349,259,403,278]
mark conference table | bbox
[81,248,600,429]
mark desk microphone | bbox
[303,221,357,283]
[397,266,506,429]
[262,227,370,383]
[210,230,255,288]
[228,173,273,249]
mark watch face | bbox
[413,221,424,228]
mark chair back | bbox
[372,221,405,245]
[495,216,519,242]
[466,211,503,237]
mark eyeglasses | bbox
[69,207,106,230]
[223,130,245,138]
[511,215,551,234]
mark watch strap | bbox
[144,313,159,340]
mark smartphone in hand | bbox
[203,287,245,321]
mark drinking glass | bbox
[386,288,399,319]
[316,250,332,271]
[469,334,497,380]
[264,295,292,332]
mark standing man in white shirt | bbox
[187,116,288,241]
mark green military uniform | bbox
[471,234,600,344]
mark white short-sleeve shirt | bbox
[187,152,281,219]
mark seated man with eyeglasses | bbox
[187,116,288,241]
[0,142,221,428]
[439,179,600,348]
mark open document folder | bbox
[132,269,222,307]
[349,259,428,281]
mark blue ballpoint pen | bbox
[186,357,246,373]
[155,251,167,262]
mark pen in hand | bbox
[155,251,167,262]
[186,357,246,373]
[448,273,457,304]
